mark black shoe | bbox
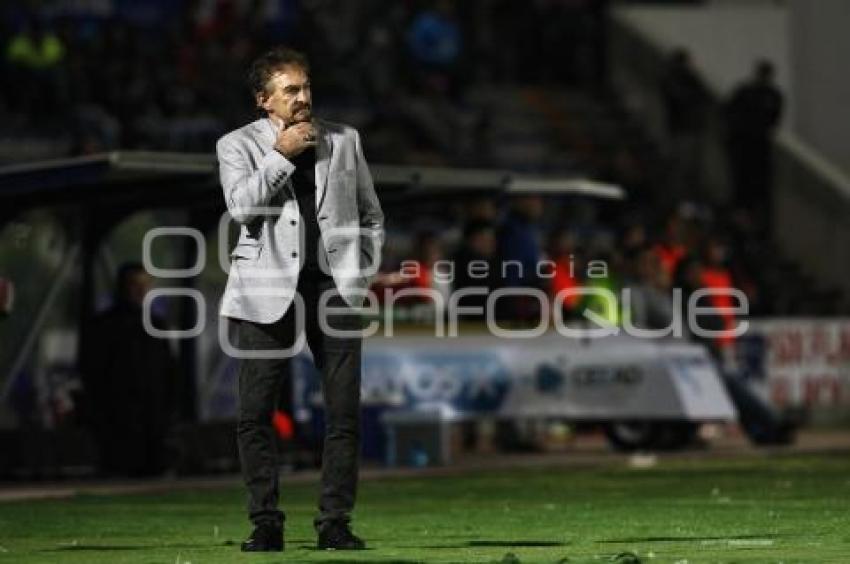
[317,522,366,550]
[241,524,284,552]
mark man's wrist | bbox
[264,150,295,183]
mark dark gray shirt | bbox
[290,147,326,275]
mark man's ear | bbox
[256,91,271,112]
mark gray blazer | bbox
[216,116,385,324]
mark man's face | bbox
[125,270,153,307]
[513,195,544,221]
[258,64,312,127]
[470,229,496,257]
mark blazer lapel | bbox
[315,120,332,212]
[254,117,276,151]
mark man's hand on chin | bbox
[274,119,316,159]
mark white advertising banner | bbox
[296,333,736,422]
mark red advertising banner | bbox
[750,320,850,408]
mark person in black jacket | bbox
[725,60,784,228]
[79,262,178,477]
[451,220,501,320]
[660,48,711,199]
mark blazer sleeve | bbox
[353,128,385,278]
[216,134,296,224]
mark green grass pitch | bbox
[0,453,848,563]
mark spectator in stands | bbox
[624,247,675,331]
[675,237,738,358]
[451,220,500,320]
[724,59,784,229]
[621,221,647,256]
[5,18,65,69]
[698,237,738,354]
[406,0,463,97]
[399,0,480,163]
[660,48,710,200]
[79,263,179,477]
[652,212,689,280]
[497,195,545,322]
[546,228,583,320]
[583,250,624,327]
[382,231,453,321]
[5,17,66,119]
[464,197,499,223]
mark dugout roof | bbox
[0,151,625,217]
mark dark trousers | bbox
[234,268,363,532]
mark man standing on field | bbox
[215,46,384,552]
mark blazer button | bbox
[291,251,298,258]
[290,220,297,225]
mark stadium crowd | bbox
[373,192,766,359]
[0,0,606,165]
